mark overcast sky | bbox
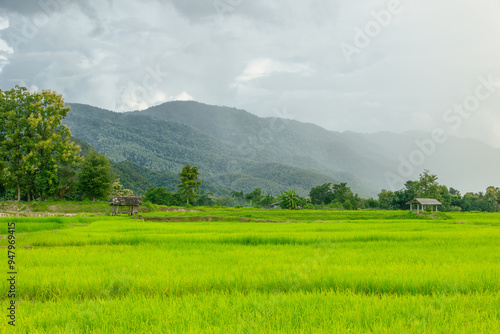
[1,0,500,148]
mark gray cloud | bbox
[0,0,499,148]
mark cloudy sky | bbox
[1,0,500,148]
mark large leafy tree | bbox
[332,183,353,203]
[245,188,262,205]
[378,189,395,210]
[0,86,80,201]
[178,164,202,205]
[144,187,175,205]
[483,186,499,212]
[77,151,113,201]
[309,183,334,205]
[0,87,32,200]
[415,170,440,198]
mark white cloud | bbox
[174,91,193,101]
[235,58,312,83]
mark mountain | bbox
[64,101,500,196]
[64,104,349,196]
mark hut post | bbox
[410,203,413,213]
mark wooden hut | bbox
[110,195,142,215]
[406,198,442,214]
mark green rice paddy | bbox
[1,209,499,333]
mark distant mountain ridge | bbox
[64,101,500,196]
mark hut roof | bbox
[406,198,442,205]
[110,195,142,206]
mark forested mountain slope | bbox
[65,101,500,196]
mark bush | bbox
[142,200,157,212]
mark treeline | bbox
[2,87,499,211]
[376,170,500,212]
[143,186,278,208]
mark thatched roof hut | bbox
[110,195,142,215]
[110,195,142,206]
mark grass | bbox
[0,208,499,333]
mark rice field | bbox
[1,210,499,333]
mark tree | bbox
[77,151,113,201]
[0,87,32,201]
[0,86,80,201]
[392,180,417,209]
[258,193,276,207]
[332,183,353,204]
[55,162,79,199]
[364,198,379,209]
[245,188,262,205]
[309,183,334,205]
[230,190,244,199]
[483,186,499,212]
[144,187,174,205]
[278,189,303,210]
[178,164,202,205]
[196,189,214,207]
[378,189,395,210]
[415,170,440,198]
[109,178,133,198]
[462,192,481,211]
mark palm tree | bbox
[278,189,302,210]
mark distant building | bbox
[406,198,442,213]
[264,202,281,209]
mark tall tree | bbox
[77,151,113,201]
[415,170,440,198]
[245,188,262,205]
[0,86,80,201]
[309,183,333,205]
[483,186,499,212]
[332,183,354,204]
[178,164,202,205]
[0,87,32,201]
[378,189,395,210]
[144,187,174,205]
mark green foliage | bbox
[245,188,262,206]
[378,189,396,210]
[258,193,276,207]
[278,189,304,210]
[178,165,202,205]
[109,178,133,198]
[77,151,113,201]
[309,182,361,210]
[212,196,237,207]
[195,189,214,207]
[142,200,158,212]
[415,170,440,198]
[230,190,244,199]
[143,187,183,206]
[309,183,334,205]
[0,86,81,201]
